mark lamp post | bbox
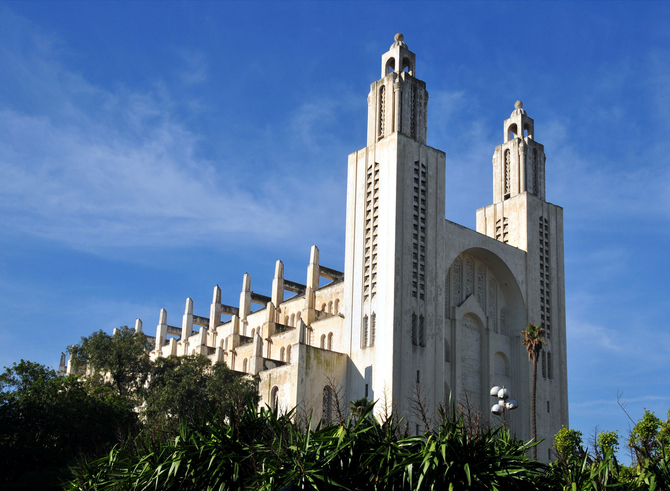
[490,385,518,429]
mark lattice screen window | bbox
[362,315,369,348]
[364,162,380,302]
[412,161,427,300]
[504,149,511,199]
[411,313,417,346]
[418,315,425,347]
[539,217,551,339]
[370,313,376,346]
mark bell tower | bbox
[342,34,446,421]
[477,102,568,457]
[367,33,428,145]
[493,101,546,204]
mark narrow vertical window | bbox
[286,345,292,364]
[370,313,376,346]
[504,149,511,199]
[327,332,333,350]
[410,85,417,139]
[362,315,369,348]
[419,315,425,347]
[411,313,417,346]
[378,85,386,140]
[548,351,552,379]
[243,358,248,373]
[320,334,326,349]
[532,148,540,196]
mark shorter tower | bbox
[477,101,568,461]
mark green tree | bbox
[596,429,620,458]
[628,408,669,464]
[521,323,545,459]
[143,354,258,437]
[553,426,584,464]
[0,360,137,489]
[68,326,152,401]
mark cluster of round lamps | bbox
[490,386,518,416]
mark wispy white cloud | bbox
[0,10,347,256]
[567,317,622,352]
[177,49,208,86]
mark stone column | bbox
[155,309,168,356]
[239,274,251,335]
[209,286,221,332]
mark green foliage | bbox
[597,430,620,457]
[0,360,137,489]
[66,401,550,491]
[8,328,670,490]
[628,408,666,462]
[553,426,583,463]
[143,354,258,437]
[520,323,546,362]
[68,326,152,400]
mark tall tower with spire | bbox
[342,33,446,418]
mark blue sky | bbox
[1,1,668,459]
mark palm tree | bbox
[521,323,545,459]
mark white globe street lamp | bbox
[490,385,518,428]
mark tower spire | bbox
[492,101,546,203]
[366,34,428,145]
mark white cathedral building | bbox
[68,34,568,461]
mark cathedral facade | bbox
[75,35,568,461]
